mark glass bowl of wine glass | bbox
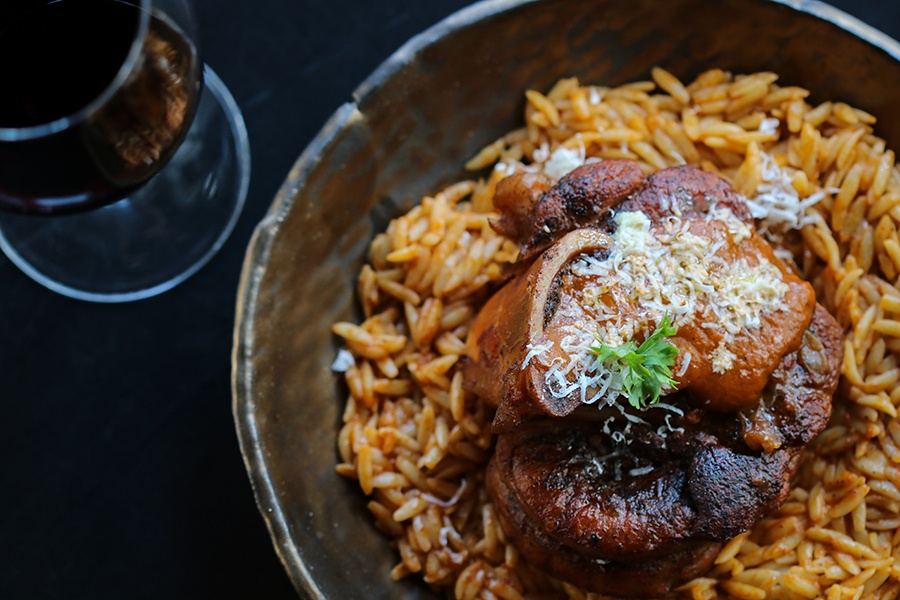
[0,0,250,302]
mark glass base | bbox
[0,66,250,303]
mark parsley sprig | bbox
[591,314,679,409]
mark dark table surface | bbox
[3,0,900,598]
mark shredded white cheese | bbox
[710,344,737,374]
[542,144,586,179]
[522,341,554,370]
[505,140,603,181]
[675,351,692,377]
[570,209,787,346]
[494,161,517,177]
[744,151,833,239]
[331,349,355,372]
[532,142,551,163]
[421,478,467,508]
[527,207,790,427]
[758,117,780,135]
[628,466,655,476]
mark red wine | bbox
[0,1,137,127]
[0,0,201,214]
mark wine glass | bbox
[0,0,250,302]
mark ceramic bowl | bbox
[232,1,900,597]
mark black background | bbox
[2,0,899,598]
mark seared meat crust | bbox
[488,417,790,596]
[617,163,752,224]
[741,304,843,451]
[490,160,645,266]
[487,448,722,598]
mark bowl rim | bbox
[231,0,900,598]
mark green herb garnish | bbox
[591,314,679,409]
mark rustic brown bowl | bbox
[232,0,900,597]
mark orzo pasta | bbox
[333,67,900,599]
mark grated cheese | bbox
[676,350,692,377]
[532,142,551,163]
[744,151,834,240]
[759,117,780,135]
[711,344,737,374]
[542,144,586,179]
[331,348,355,372]
[568,209,787,347]
[421,478,467,508]
[628,466,655,476]
[528,207,790,430]
[522,341,554,370]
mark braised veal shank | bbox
[463,161,843,597]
